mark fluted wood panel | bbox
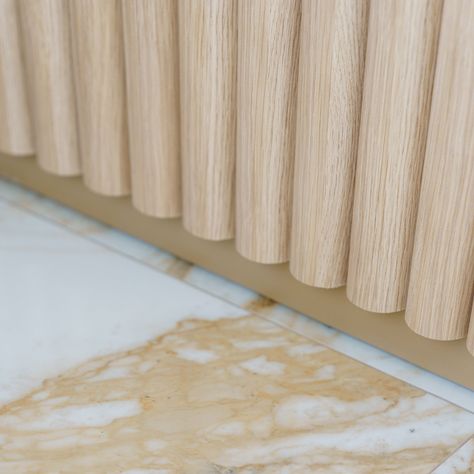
[179,0,236,240]
[467,302,474,356]
[236,0,301,263]
[122,0,181,218]
[290,0,368,288]
[20,0,80,176]
[0,0,33,156]
[2,0,474,356]
[405,0,474,340]
[69,0,130,196]
[346,0,442,313]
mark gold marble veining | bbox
[1,315,472,474]
[434,438,474,473]
[244,295,276,313]
[164,258,194,279]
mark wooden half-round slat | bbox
[467,302,474,356]
[69,0,130,196]
[405,0,474,340]
[20,0,80,175]
[0,0,34,156]
[346,0,443,313]
[236,0,301,263]
[179,0,237,240]
[122,0,181,218]
[290,0,368,288]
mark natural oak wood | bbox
[405,0,474,340]
[467,303,474,356]
[236,0,301,263]
[0,0,34,156]
[69,0,130,196]
[122,0,181,218]
[2,0,473,358]
[19,0,80,176]
[3,153,474,388]
[179,0,236,240]
[346,0,442,313]
[290,0,368,288]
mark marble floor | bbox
[0,178,473,473]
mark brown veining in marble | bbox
[244,295,276,313]
[433,438,474,473]
[164,258,194,279]
[0,316,473,474]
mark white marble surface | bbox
[434,438,474,473]
[0,199,246,404]
[0,179,472,414]
[1,314,474,473]
[0,178,474,472]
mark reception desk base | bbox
[1,153,472,391]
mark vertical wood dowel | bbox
[236,0,301,263]
[69,0,130,196]
[405,0,474,340]
[20,0,80,175]
[122,0,181,218]
[179,0,236,240]
[0,0,34,156]
[290,0,368,288]
[346,0,442,313]
[467,302,474,356]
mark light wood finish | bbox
[179,0,236,240]
[69,0,130,196]
[405,0,474,340]
[122,0,181,218]
[236,0,301,263]
[3,153,474,389]
[346,0,442,313]
[0,0,34,156]
[19,0,80,176]
[290,0,368,288]
[468,303,474,356]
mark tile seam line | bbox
[0,183,473,418]
[429,436,474,473]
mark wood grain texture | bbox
[0,0,34,156]
[346,0,442,313]
[236,0,301,263]
[405,0,474,340]
[290,0,368,288]
[19,0,80,176]
[467,302,474,356]
[122,0,181,218]
[69,0,130,196]
[179,0,236,240]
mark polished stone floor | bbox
[0,179,473,473]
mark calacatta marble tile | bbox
[0,181,474,471]
[0,200,246,405]
[1,315,474,473]
[253,303,474,414]
[1,179,472,414]
[433,438,474,474]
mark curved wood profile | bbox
[236,0,301,263]
[290,0,368,288]
[20,0,80,175]
[69,0,130,196]
[122,0,181,217]
[346,0,442,313]
[405,0,474,340]
[467,303,474,356]
[0,0,34,156]
[179,0,237,240]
